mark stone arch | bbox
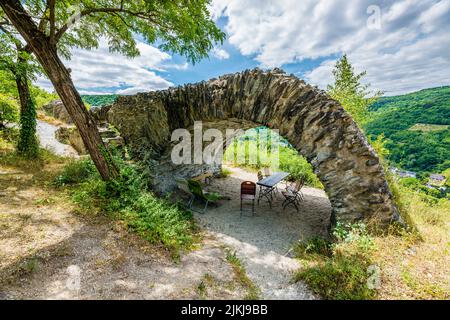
[106,68,399,227]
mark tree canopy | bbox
[327,54,382,126]
[18,0,225,62]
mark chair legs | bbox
[188,196,209,214]
[282,194,302,212]
[188,195,194,209]
[257,186,274,208]
[202,200,209,214]
[241,198,256,217]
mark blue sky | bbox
[158,16,336,87]
[37,0,450,96]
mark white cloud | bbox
[36,38,184,95]
[212,47,230,60]
[213,0,450,95]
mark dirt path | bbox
[0,164,246,300]
[36,120,78,157]
[194,166,332,300]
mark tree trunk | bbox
[15,65,39,158]
[1,0,118,180]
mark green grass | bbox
[219,167,233,178]
[225,250,260,300]
[295,253,375,300]
[294,223,378,300]
[0,144,66,174]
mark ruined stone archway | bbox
[105,68,399,227]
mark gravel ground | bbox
[194,166,332,300]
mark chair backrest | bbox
[241,181,256,196]
[176,178,191,194]
[287,179,304,193]
[263,167,271,177]
[293,179,305,192]
[188,179,206,200]
[257,171,264,181]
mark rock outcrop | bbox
[105,68,398,226]
[42,100,73,124]
[55,124,124,155]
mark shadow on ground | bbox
[191,166,332,299]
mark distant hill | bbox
[81,94,119,107]
[365,86,450,174]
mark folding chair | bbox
[240,181,256,217]
[281,179,305,212]
[263,167,271,177]
[187,180,220,214]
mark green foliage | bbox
[56,155,196,253]
[295,253,375,300]
[294,222,377,300]
[31,86,58,109]
[279,147,322,187]
[53,159,97,186]
[0,92,19,126]
[225,250,260,300]
[0,71,19,127]
[20,0,225,64]
[293,237,333,258]
[0,30,41,158]
[332,222,375,252]
[0,126,18,151]
[327,54,382,127]
[219,167,232,178]
[365,86,450,174]
[223,127,322,188]
[16,96,39,158]
[81,94,118,107]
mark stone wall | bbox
[106,68,399,226]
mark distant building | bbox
[429,174,446,185]
[390,167,417,179]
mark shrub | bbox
[219,167,232,178]
[295,253,375,300]
[279,147,322,188]
[293,237,333,258]
[294,222,377,300]
[58,156,196,253]
[0,93,18,127]
[54,159,97,186]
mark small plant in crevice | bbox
[225,250,260,300]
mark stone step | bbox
[98,128,118,139]
[102,136,124,146]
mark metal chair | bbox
[187,179,220,214]
[240,181,256,217]
[281,179,305,212]
[257,171,275,208]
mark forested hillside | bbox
[365,86,450,174]
[81,94,118,107]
